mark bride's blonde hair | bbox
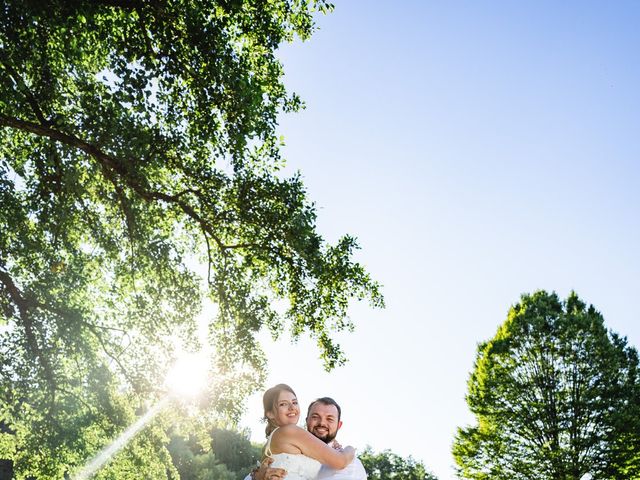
[263,383,297,437]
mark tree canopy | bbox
[453,290,640,480]
[0,1,383,478]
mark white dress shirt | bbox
[317,457,367,480]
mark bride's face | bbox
[268,390,300,426]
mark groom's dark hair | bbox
[306,397,342,422]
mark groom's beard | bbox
[310,426,337,444]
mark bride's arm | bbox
[278,425,355,469]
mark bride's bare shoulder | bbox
[270,424,308,454]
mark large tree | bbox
[0,1,383,478]
[453,291,640,480]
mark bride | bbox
[261,384,355,480]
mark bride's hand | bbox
[254,458,287,480]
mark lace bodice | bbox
[265,428,323,480]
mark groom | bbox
[250,397,367,480]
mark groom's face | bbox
[306,402,342,443]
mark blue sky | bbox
[240,3,640,479]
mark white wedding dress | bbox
[265,427,323,480]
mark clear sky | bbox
[239,2,640,479]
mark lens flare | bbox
[73,352,209,479]
[73,397,168,480]
[165,352,209,398]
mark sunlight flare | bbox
[73,397,168,480]
[164,351,209,398]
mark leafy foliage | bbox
[92,416,179,480]
[0,0,383,478]
[169,428,261,480]
[210,427,261,476]
[359,447,438,480]
[453,290,640,480]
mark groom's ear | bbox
[337,420,343,431]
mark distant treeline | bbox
[166,429,437,480]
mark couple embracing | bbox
[247,384,367,480]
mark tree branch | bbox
[0,114,256,253]
[0,54,50,126]
[0,268,56,391]
[5,278,140,393]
